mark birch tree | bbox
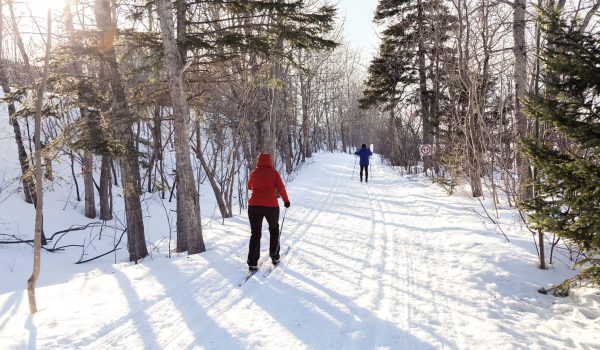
[27,7,51,314]
[94,0,147,262]
[156,0,205,254]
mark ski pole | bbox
[275,207,288,257]
[351,156,357,179]
[280,207,287,236]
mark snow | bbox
[1,116,599,348]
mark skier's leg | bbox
[265,206,281,261]
[359,165,364,182]
[247,206,264,266]
[365,165,369,182]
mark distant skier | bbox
[354,144,373,183]
[247,153,290,272]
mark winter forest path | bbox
[2,153,597,349]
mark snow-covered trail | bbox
[1,153,598,349]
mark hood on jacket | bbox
[256,153,273,168]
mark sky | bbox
[335,0,381,63]
[18,0,381,64]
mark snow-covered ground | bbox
[1,126,599,348]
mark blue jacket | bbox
[355,147,372,166]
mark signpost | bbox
[419,144,432,158]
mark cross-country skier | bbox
[354,144,373,183]
[247,153,290,272]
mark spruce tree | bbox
[521,9,600,293]
[359,31,415,111]
[361,0,455,168]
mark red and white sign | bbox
[419,144,432,156]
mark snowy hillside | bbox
[1,139,599,349]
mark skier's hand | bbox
[284,201,291,208]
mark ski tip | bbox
[238,271,257,287]
[263,267,273,277]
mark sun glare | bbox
[26,0,66,11]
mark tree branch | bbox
[75,228,127,264]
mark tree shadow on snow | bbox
[269,269,439,349]
[0,289,24,331]
[146,256,251,349]
[65,269,162,349]
[25,315,37,350]
[292,252,470,349]
[67,261,247,349]
[204,250,440,349]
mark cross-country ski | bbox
[263,245,291,278]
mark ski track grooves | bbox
[358,171,464,350]
[371,182,404,349]
[83,176,342,349]
[341,178,397,350]
[56,154,595,349]
[390,182,463,349]
[263,172,342,282]
[365,181,391,349]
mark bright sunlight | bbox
[26,0,66,12]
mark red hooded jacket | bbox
[248,153,289,207]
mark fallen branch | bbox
[75,228,127,264]
[1,233,84,252]
[0,234,54,251]
[2,222,104,250]
[1,222,103,245]
[0,235,34,245]
[48,221,103,242]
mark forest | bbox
[0,0,598,319]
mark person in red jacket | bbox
[247,153,290,271]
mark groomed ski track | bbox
[4,153,597,349]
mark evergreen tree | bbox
[361,0,455,168]
[359,30,415,111]
[521,9,600,294]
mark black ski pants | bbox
[247,205,280,266]
[360,165,369,182]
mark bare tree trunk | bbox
[193,121,230,219]
[417,0,432,173]
[226,150,237,216]
[69,151,81,201]
[10,0,56,184]
[7,0,32,77]
[265,36,285,156]
[513,0,532,201]
[0,0,34,204]
[255,86,272,154]
[27,7,51,314]
[0,88,35,204]
[300,71,312,160]
[156,0,205,254]
[5,0,48,244]
[176,0,187,62]
[99,155,113,220]
[196,146,230,219]
[82,153,96,218]
[94,0,147,261]
[284,128,293,175]
[147,106,162,193]
[431,3,443,175]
